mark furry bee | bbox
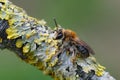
[53,19,94,58]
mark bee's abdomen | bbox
[76,45,89,58]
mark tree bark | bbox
[0,0,116,80]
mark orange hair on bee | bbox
[63,29,77,38]
[63,29,95,55]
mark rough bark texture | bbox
[0,0,116,80]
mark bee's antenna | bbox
[53,18,58,28]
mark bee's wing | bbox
[73,38,95,55]
[79,39,95,54]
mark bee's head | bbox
[53,18,64,40]
[54,28,64,40]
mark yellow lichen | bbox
[6,27,20,39]
[0,0,7,3]
[97,64,106,69]
[7,33,20,39]
[45,49,49,55]
[96,70,104,77]
[51,40,58,46]
[54,76,60,80]
[27,53,36,60]
[83,66,90,73]
[4,13,10,20]
[95,64,106,76]
[26,58,37,65]
[16,39,23,48]
[34,39,41,45]
[45,51,56,62]
[46,39,52,44]
[49,58,58,67]
[8,18,16,26]
[36,62,45,70]
[26,30,36,39]
[23,43,30,54]
[34,37,46,44]
[42,33,49,37]
[38,19,46,26]
[43,70,55,77]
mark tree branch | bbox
[0,0,116,80]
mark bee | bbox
[53,19,94,58]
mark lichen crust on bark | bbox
[0,0,116,80]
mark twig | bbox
[0,0,116,80]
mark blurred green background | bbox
[0,0,119,80]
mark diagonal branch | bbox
[0,0,116,80]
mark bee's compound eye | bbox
[55,30,63,39]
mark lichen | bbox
[0,0,116,80]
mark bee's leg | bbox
[71,56,77,64]
[68,45,77,64]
